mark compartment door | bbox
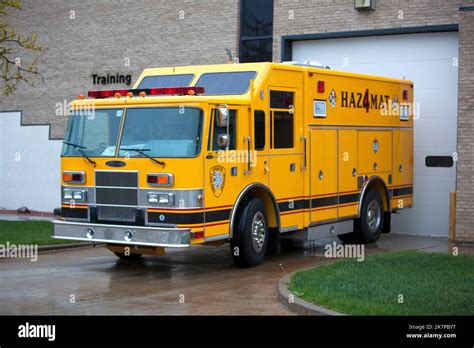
[309,129,337,223]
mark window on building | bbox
[254,110,265,150]
[240,0,274,63]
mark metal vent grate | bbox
[96,187,138,206]
[97,206,137,223]
[95,171,138,223]
[96,171,138,187]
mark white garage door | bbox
[293,32,458,237]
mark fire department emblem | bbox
[210,165,226,197]
[392,96,398,112]
[372,138,379,154]
[328,89,337,108]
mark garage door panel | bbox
[293,33,458,65]
[414,118,457,148]
[414,147,456,178]
[413,175,455,206]
[415,88,458,118]
[392,205,449,236]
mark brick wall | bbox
[0,0,239,139]
[455,8,474,243]
[273,0,471,62]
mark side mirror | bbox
[216,105,229,127]
[217,134,230,148]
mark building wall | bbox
[0,0,240,139]
[0,112,63,212]
[273,0,469,62]
[455,8,474,243]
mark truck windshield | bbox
[62,109,123,157]
[62,107,203,158]
[119,107,203,158]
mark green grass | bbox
[290,250,474,315]
[0,220,76,246]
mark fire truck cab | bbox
[53,62,413,267]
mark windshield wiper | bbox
[63,141,96,166]
[121,148,165,167]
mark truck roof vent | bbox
[282,60,330,69]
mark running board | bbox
[282,219,354,241]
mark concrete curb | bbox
[276,272,346,316]
[38,242,103,253]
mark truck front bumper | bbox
[52,220,191,248]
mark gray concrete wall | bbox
[0,112,62,211]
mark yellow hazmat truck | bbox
[53,62,413,267]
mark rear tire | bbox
[230,197,268,267]
[338,189,384,244]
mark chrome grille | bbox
[96,171,137,187]
[95,171,138,222]
[97,206,137,222]
[96,187,138,205]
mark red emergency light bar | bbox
[87,86,205,99]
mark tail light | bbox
[191,231,204,239]
[402,89,409,101]
[317,80,325,93]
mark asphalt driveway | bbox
[0,234,466,315]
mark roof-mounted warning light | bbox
[86,86,205,99]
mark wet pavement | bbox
[0,234,471,315]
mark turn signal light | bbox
[147,173,173,187]
[63,171,85,184]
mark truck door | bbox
[204,104,243,240]
[268,88,305,231]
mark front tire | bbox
[230,197,268,267]
[114,252,142,260]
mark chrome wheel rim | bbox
[251,212,266,253]
[367,200,381,233]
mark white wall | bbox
[0,111,62,212]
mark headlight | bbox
[63,189,86,202]
[73,191,84,201]
[148,193,159,204]
[148,192,174,206]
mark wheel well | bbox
[359,176,391,216]
[230,184,280,238]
